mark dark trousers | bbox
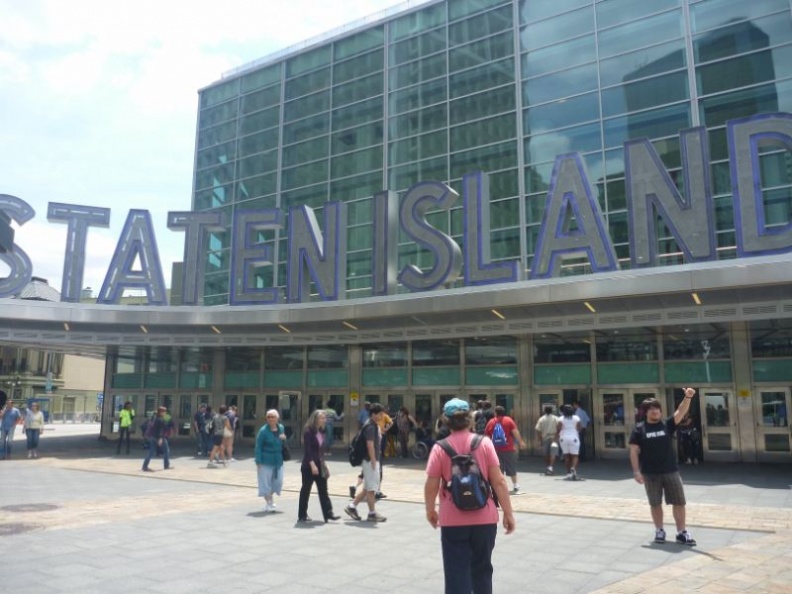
[116,426,131,453]
[298,466,333,521]
[440,523,497,594]
[578,429,587,461]
[398,431,410,458]
[26,429,41,450]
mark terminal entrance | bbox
[595,388,659,459]
[697,389,738,462]
[756,387,791,461]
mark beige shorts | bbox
[361,459,381,493]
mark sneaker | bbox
[544,467,554,476]
[344,505,361,521]
[511,485,520,494]
[565,473,573,480]
[571,469,578,481]
[375,492,387,500]
[654,528,666,544]
[676,530,697,546]
[142,468,154,473]
[264,503,275,513]
[207,462,217,468]
[348,485,356,499]
[367,512,387,523]
[229,458,237,463]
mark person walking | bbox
[323,407,344,455]
[193,403,207,457]
[345,403,387,523]
[1,399,22,460]
[24,402,45,459]
[573,401,590,461]
[116,401,135,455]
[557,405,582,480]
[207,405,231,468]
[484,405,527,493]
[535,405,559,475]
[396,406,417,458]
[298,410,340,523]
[424,398,516,594]
[142,406,173,472]
[629,388,698,547]
[255,409,286,513]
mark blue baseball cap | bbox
[443,398,470,416]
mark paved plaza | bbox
[1,425,791,593]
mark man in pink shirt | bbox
[485,406,527,494]
[424,398,515,594]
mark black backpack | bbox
[348,422,371,467]
[437,435,494,511]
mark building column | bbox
[731,321,757,462]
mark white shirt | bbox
[559,415,580,437]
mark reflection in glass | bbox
[764,434,790,453]
[604,431,626,448]
[707,432,732,451]
[761,392,788,427]
[602,393,625,426]
[705,392,731,427]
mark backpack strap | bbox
[470,434,484,451]
[436,438,457,459]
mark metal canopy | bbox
[1,254,791,356]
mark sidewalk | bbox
[2,430,791,593]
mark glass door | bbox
[756,388,791,461]
[597,389,659,459]
[700,389,739,461]
[275,391,301,447]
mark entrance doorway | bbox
[698,389,738,461]
[596,388,659,459]
[755,387,791,461]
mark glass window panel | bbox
[449,31,513,72]
[197,140,236,170]
[597,0,680,30]
[226,348,262,371]
[333,96,383,130]
[286,45,331,77]
[450,86,515,125]
[389,104,448,139]
[333,73,383,107]
[489,169,519,198]
[760,151,792,187]
[450,141,517,179]
[599,38,686,87]
[519,0,589,24]
[752,320,792,356]
[195,163,234,190]
[524,92,599,134]
[598,10,684,59]
[283,113,330,144]
[282,184,328,209]
[522,63,598,105]
[331,146,383,178]
[450,0,509,20]
[526,122,602,163]
[238,150,278,178]
[307,345,348,369]
[760,391,790,427]
[201,79,239,108]
[389,28,447,67]
[331,121,383,154]
[389,155,448,190]
[449,5,512,47]
[596,329,658,362]
[491,227,520,258]
[764,434,791,452]
[663,325,731,360]
[281,160,328,190]
[389,77,447,116]
[331,172,382,203]
[283,136,329,167]
[195,186,233,210]
[763,187,792,228]
[533,334,591,363]
[413,340,460,366]
[283,90,330,123]
[465,336,517,365]
[491,197,520,228]
[522,35,595,78]
[241,65,280,93]
[450,57,514,99]
[704,393,731,427]
[699,80,792,127]
[238,105,279,136]
[348,225,373,250]
[238,129,279,157]
[237,172,276,200]
[241,85,281,114]
[197,121,236,150]
[690,0,789,34]
[601,70,689,118]
[264,346,304,370]
[451,113,517,151]
[390,53,446,90]
[603,103,690,149]
[285,68,330,100]
[362,343,408,367]
[390,130,447,165]
[334,49,384,84]
[694,13,792,64]
[519,7,594,53]
[697,45,792,96]
[199,100,238,130]
[334,26,383,60]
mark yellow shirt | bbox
[376,413,393,432]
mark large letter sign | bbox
[0,194,33,298]
[230,209,283,305]
[168,211,224,306]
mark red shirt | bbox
[485,415,517,452]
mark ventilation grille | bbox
[667,311,699,320]
[600,316,628,325]
[568,317,594,327]
[743,305,777,316]
[703,307,737,318]
[537,320,563,329]
[633,313,662,322]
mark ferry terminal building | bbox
[2,0,792,463]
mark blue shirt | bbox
[1,407,21,430]
[575,407,590,429]
[357,408,370,426]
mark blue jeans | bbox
[440,523,497,594]
[1,425,17,458]
[26,429,41,450]
[142,438,170,470]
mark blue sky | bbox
[0,0,405,296]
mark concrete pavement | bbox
[1,428,791,593]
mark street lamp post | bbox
[6,376,21,400]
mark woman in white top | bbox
[556,404,582,480]
[24,402,45,459]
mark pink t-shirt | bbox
[426,431,500,527]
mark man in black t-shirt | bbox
[629,388,697,547]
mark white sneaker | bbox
[264,503,275,513]
[229,458,237,463]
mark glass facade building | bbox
[90,0,792,462]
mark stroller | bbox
[412,425,436,460]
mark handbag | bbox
[281,439,291,461]
[321,460,330,479]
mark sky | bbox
[0,0,409,297]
